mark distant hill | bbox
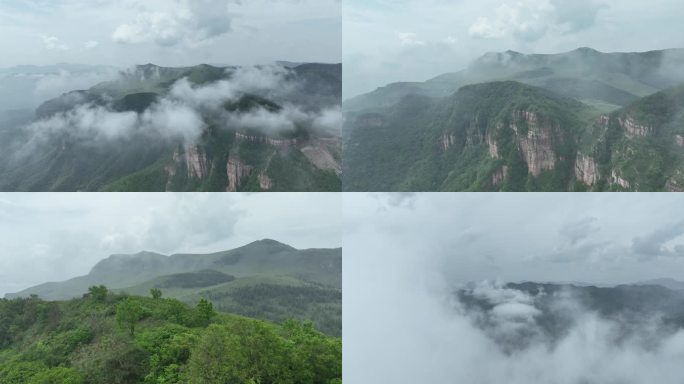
[8,240,342,336]
[345,47,684,113]
[634,278,684,290]
[343,48,684,191]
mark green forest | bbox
[0,286,342,384]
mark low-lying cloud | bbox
[17,64,340,153]
[344,193,684,384]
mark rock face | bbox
[226,154,252,192]
[575,154,598,186]
[185,146,208,179]
[492,165,508,185]
[611,170,631,189]
[235,132,299,148]
[618,116,651,138]
[487,134,499,159]
[675,134,684,147]
[301,144,342,175]
[510,110,557,177]
[258,173,273,190]
[439,133,456,151]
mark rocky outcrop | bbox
[235,132,299,148]
[510,110,557,177]
[675,134,684,147]
[226,154,252,192]
[185,146,208,179]
[574,154,598,186]
[439,133,456,151]
[487,134,499,159]
[492,165,508,185]
[597,115,610,127]
[258,173,273,190]
[610,170,631,189]
[301,144,342,174]
[666,179,683,192]
[618,116,651,138]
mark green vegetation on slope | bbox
[9,241,342,337]
[0,288,341,384]
[344,81,589,191]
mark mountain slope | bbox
[345,48,684,113]
[345,81,594,191]
[7,240,342,335]
[0,63,342,192]
[344,48,684,191]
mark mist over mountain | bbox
[0,62,342,192]
[344,48,684,191]
[7,239,341,336]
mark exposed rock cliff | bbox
[226,154,252,192]
[676,134,684,147]
[185,146,209,179]
[235,132,299,148]
[618,116,651,138]
[487,133,499,159]
[575,154,598,186]
[510,110,557,177]
[301,142,342,175]
[492,165,508,185]
[610,170,631,189]
[258,173,273,190]
[439,133,456,151]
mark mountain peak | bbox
[246,239,296,250]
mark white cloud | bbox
[84,40,99,49]
[397,32,426,47]
[41,35,70,51]
[468,0,605,42]
[468,0,555,41]
[112,0,233,47]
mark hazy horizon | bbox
[344,0,684,99]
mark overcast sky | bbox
[0,193,341,296]
[344,0,684,99]
[345,193,684,288]
[344,193,684,383]
[0,0,341,69]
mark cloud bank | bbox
[344,193,684,383]
[112,0,233,47]
[18,64,340,153]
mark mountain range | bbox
[456,281,684,353]
[0,62,342,192]
[7,239,342,336]
[344,48,684,191]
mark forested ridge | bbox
[0,286,342,383]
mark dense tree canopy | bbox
[0,289,342,383]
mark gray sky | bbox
[344,193,684,288]
[0,0,341,69]
[344,0,684,99]
[0,193,341,296]
[344,193,684,383]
